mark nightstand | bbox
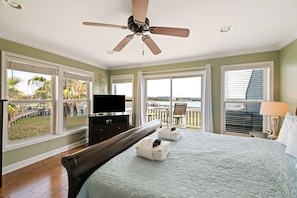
[249,131,269,139]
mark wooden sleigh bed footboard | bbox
[61,119,162,198]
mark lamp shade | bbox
[260,101,289,116]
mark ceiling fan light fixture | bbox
[106,50,114,54]
[83,0,189,55]
[1,0,24,9]
[220,25,234,33]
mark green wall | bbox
[0,38,108,167]
[4,132,84,165]
[110,51,280,133]
[279,39,297,112]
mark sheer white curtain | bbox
[136,71,145,127]
[203,64,214,132]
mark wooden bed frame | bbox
[61,119,162,198]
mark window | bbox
[6,64,56,144]
[1,51,93,150]
[63,72,91,132]
[221,61,273,134]
[111,75,134,125]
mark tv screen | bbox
[93,95,125,113]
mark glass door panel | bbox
[147,79,170,125]
[172,77,202,128]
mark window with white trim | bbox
[62,72,91,132]
[221,61,273,134]
[1,51,93,150]
[111,75,134,125]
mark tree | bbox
[7,77,25,100]
[63,79,87,99]
[27,76,51,100]
[7,77,26,126]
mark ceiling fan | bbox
[83,0,190,55]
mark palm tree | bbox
[63,79,87,99]
[7,77,25,126]
[27,76,51,99]
[7,77,25,100]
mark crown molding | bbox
[109,45,280,70]
[277,29,297,49]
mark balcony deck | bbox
[147,104,202,129]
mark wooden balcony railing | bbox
[147,105,202,129]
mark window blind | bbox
[224,68,268,101]
[64,72,92,81]
[111,75,133,84]
[223,66,270,134]
[7,61,58,75]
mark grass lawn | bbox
[8,115,87,143]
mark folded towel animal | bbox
[136,137,170,161]
[158,126,182,141]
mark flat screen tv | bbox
[93,95,125,113]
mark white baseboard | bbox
[2,139,87,175]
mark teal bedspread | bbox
[77,131,297,198]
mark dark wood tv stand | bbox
[88,112,129,146]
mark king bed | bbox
[62,119,297,198]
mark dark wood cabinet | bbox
[88,112,129,146]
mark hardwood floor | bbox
[0,145,86,198]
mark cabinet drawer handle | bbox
[106,119,112,124]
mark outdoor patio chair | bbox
[173,103,187,128]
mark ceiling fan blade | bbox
[132,0,148,25]
[149,27,190,37]
[83,22,127,29]
[113,35,134,52]
[142,35,161,55]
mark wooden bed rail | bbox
[61,119,162,198]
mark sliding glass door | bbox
[146,74,202,129]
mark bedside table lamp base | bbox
[270,116,279,140]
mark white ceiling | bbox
[1,0,297,70]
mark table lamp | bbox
[260,101,289,139]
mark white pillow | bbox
[285,117,297,158]
[277,112,293,146]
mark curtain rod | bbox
[142,65,207,75]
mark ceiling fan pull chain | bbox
[142,41,145,55]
